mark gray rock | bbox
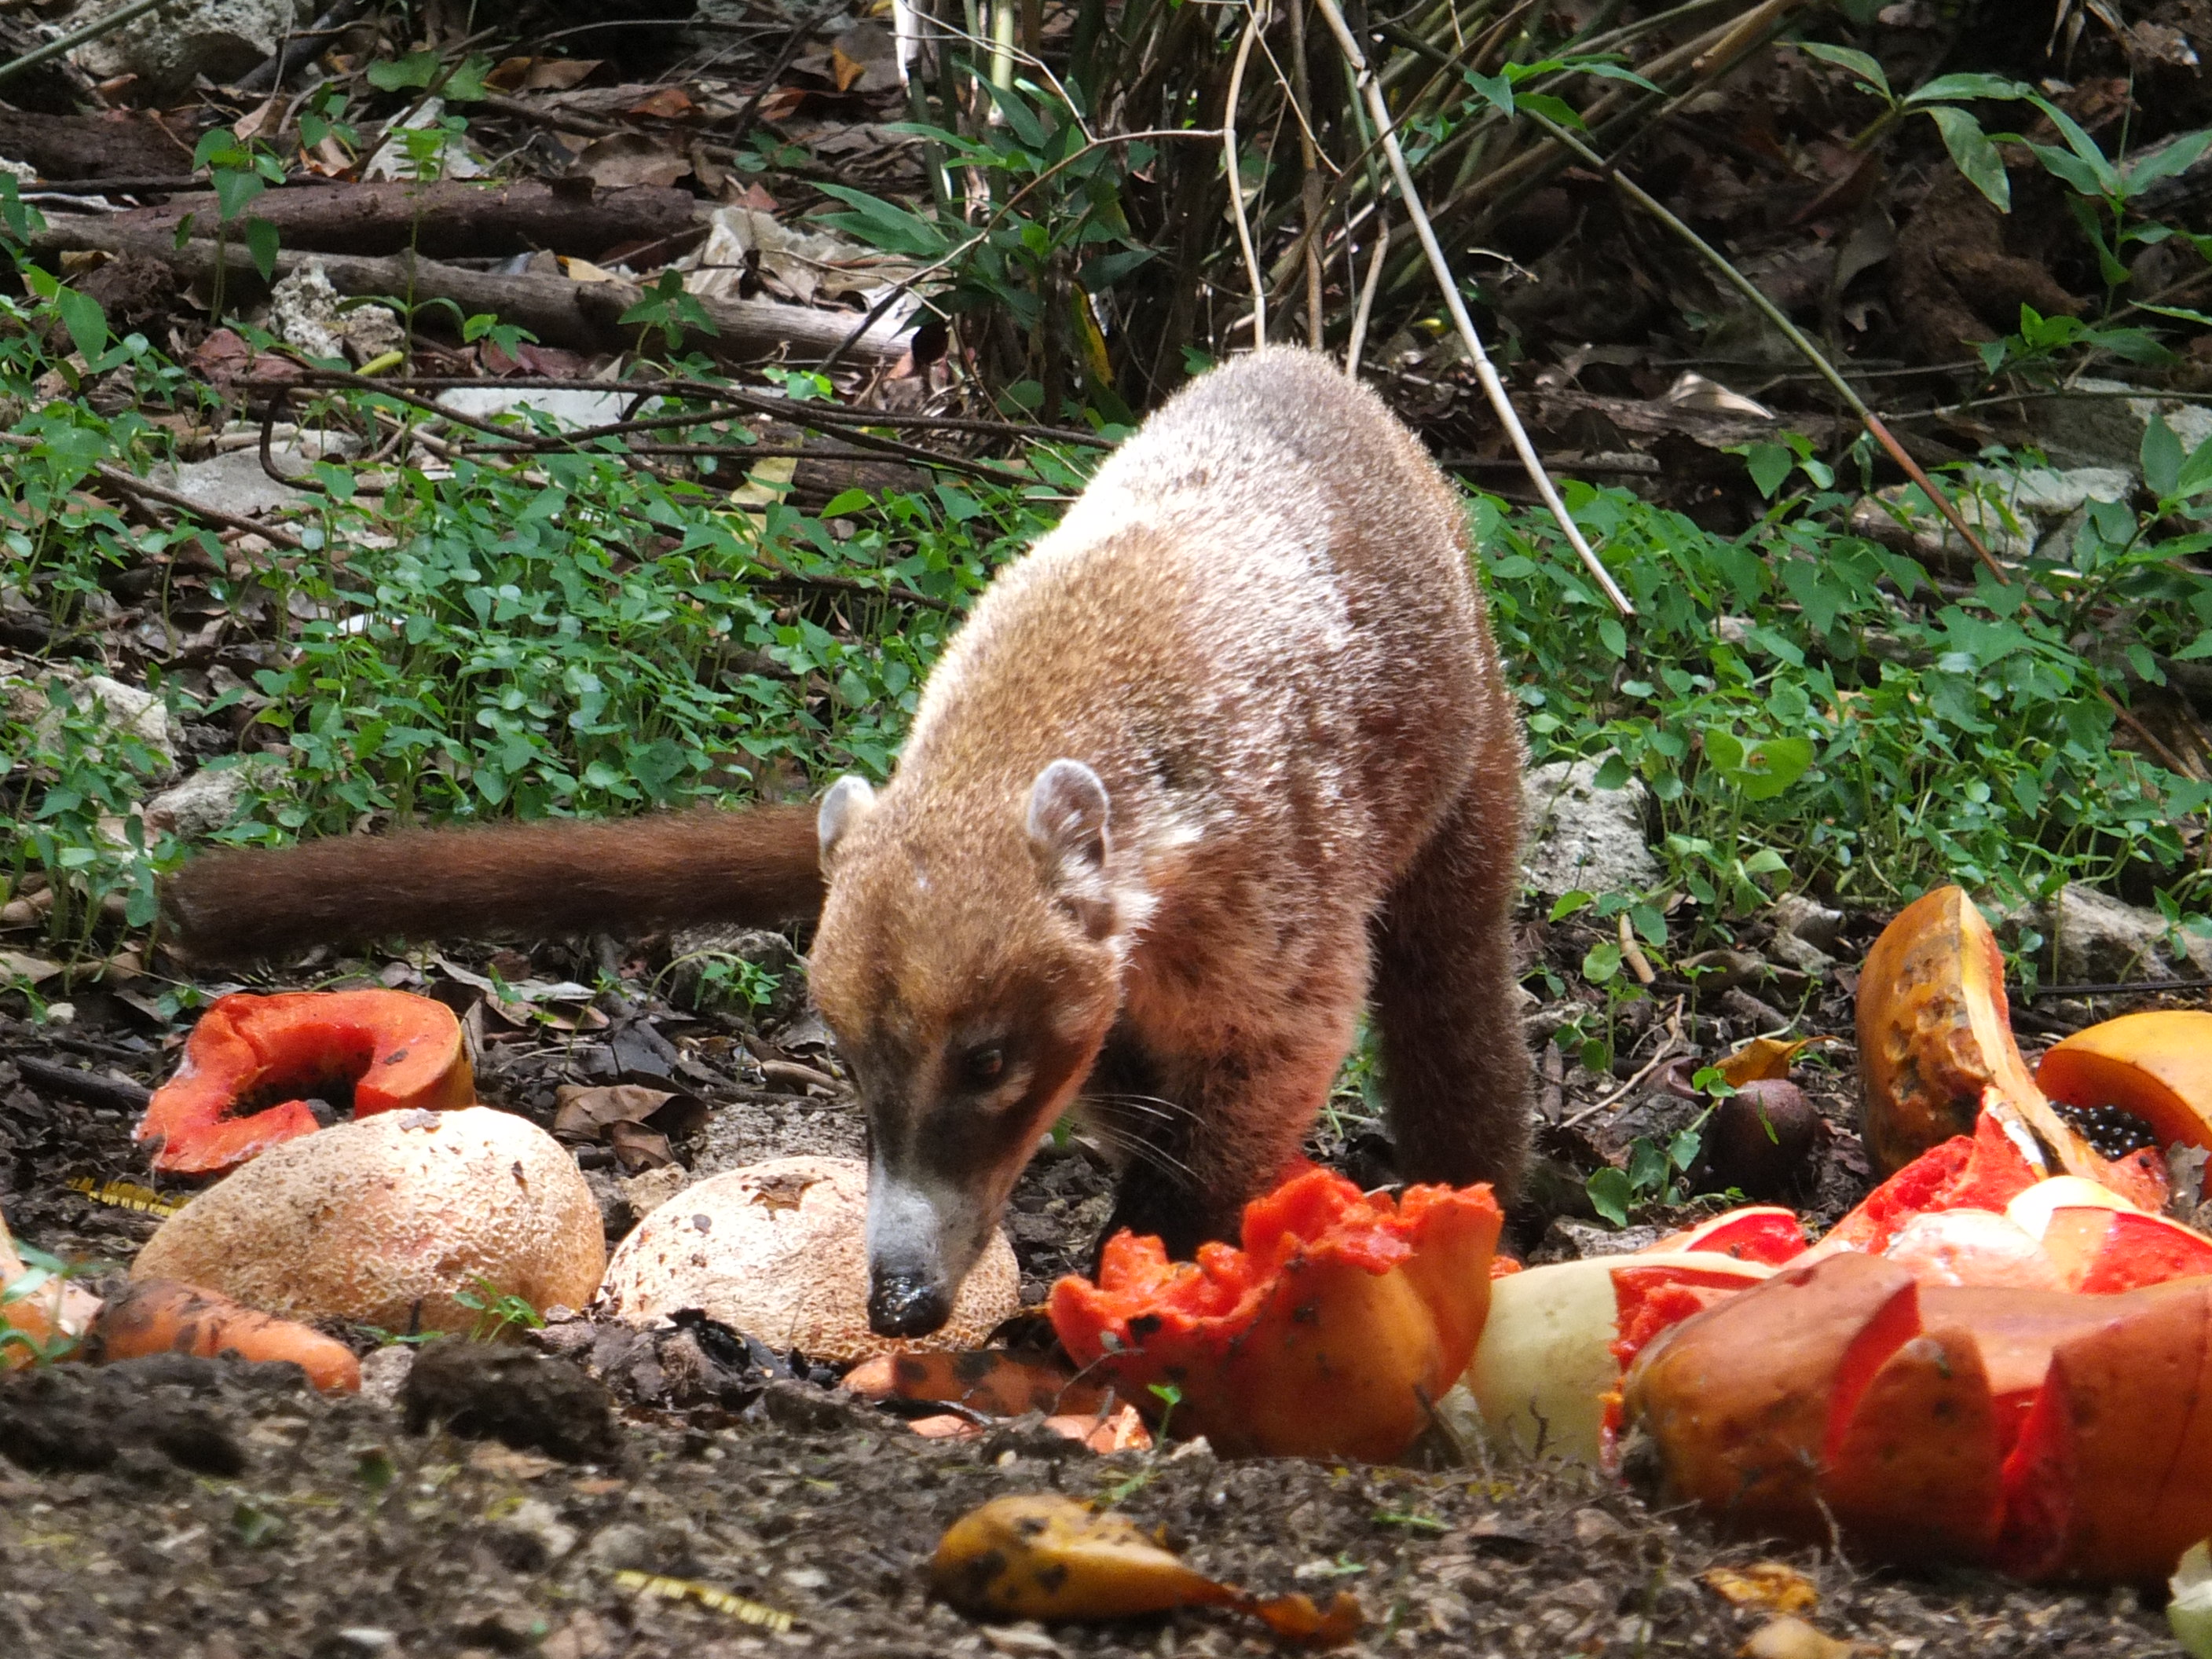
[70,0,313,97]
[437,386,632,431]
[1768,892,1845,953]
[142,756,284,839]
[1765,929,1835,975]
[357,1344,416,1412]
[156,433,357,520]
[4,661,179,782]
[269,262,403,364]
[1965,462,2133,519]
[1520,757,1659,899]
[2031,377,2159,471]
[1996,882,2210,982]
[664,925,806,1023]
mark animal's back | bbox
[900,350,1495,874]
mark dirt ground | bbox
[1,920,2202,1658]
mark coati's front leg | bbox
[1369,771,1532,1199]
[1090,1026,1353,1258]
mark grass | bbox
[3,283,2211,1002]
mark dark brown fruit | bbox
[1709,1079,1818,1199]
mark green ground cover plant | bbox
[3,280,2210,994]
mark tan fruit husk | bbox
[1856,886,2163,1207]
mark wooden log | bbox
[111,179,701,262]
[24,215,914,365]
[0,109,192,181]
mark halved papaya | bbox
[134,989,473,1176]
[1623,1265,2212,1582]
[2037,1011,2212,1152]
[1622,1252,1924,1542]
[1855,887,2165,1207]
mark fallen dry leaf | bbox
[1717,1034,1823,1087]
[485,57,602,92]
[628,86,694,119]
[571,133,690,190]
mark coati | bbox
[163,348,1531,1339]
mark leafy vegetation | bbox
[5,267,2210,991]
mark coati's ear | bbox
[1027,760,1117,938]
[818,775,877,862]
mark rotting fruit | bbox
[135,989,474,1175]
[1049,1166,1500,1462]
[1621,1252,2212,1583]
[2037,1010,2212,1154]
[1854,887,2163,1207]
[931,1493,1360,1642]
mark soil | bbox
[0,927,2199,1657]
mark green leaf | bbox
[2144,412,2185,499]
[1922,105,2010,212]
[978,79,1050,150]
[2027,141,2111,200]
[1582,939,1623,984]
[213,167,266,222]
[2122,128,2212,195]
[1704,729,1815,800]
[1587,1166,1632,1227]
[1745,441,1793,498]
[2027,97,2119,192]
[1906,72,2034,104]
[811,182,952,258]
[0,174,43,242]
[53,286,106,360]
[1463,68,1512,115]
[367,49,441,91]
[1573,61,1664,94]
[1799,43,1891,101]
[192,126,239,170]
[244,216,280,282]
[2177,434,2212,500]
[1076,247,1155,288]
[1514,92,1584,131]
[1549,889,1596,921]
[2142,303,2212,328]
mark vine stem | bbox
[1223,0,1269,345]
[1311,0,1636,617]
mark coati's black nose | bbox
[869,1272,951,1338]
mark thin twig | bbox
[1562,1011,1690,1129]
[1313,0,1635,617]
[0,433,307,548]
[2096,683,2198,776]
[275,371,1112,446]
[1223,0,1269,346]
[1345,222,1389,378]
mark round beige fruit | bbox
[130,1106,604,1334]
[598,1156,1020,1361]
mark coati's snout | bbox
[809,760,1135,1338]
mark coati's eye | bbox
[960,1046,1005,1088]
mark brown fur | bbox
[163,805,822,965]
[808,348,1529,1332]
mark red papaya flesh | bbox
[135,989,473,1176]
